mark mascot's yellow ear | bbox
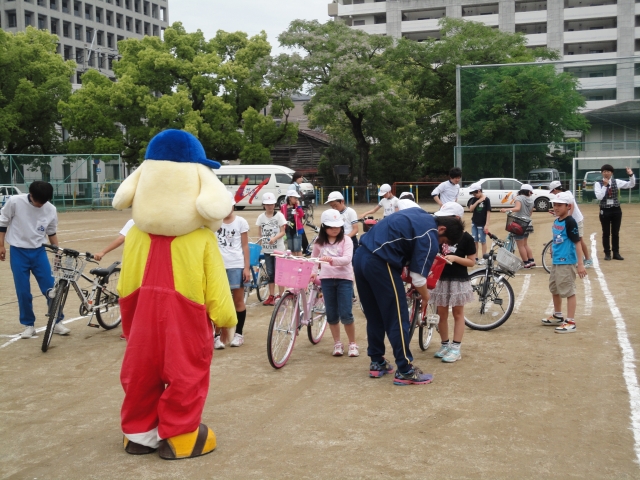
[195,164,233,221]
[112,163,144,210]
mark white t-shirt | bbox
[563,191,583,223]
[338,206,358,236]
[379,196,399,217]
[256,212,286,253]
[0,194,58,249]
[432,180,460,204]
[120,219,135,236]
[216,216,250,269]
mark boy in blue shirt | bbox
[541,192,587,333]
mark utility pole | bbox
[455,64,461,168]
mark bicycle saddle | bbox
[90,261,121,278]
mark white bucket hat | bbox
[434,202,464,217]
[325,191,344,203]
[262,192,276,204]
[468,182,482,192]
[286,189,300,198]
[399,191,414,200]
[551,191,572,204]
[521,184,534,192]
[378,184,392,196]
[321,209,345,227]
[548,180,562,191]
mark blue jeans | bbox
[10,246,56,326]
[287,235,302,253]
[471,224,486,244]
[264,253,276,284]
[320,278,354,326]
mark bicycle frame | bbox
[50,271,117,327]
[285,282,321,328]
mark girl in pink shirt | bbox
[312,209,358,357]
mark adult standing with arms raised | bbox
[595,165,635,261]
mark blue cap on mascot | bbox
[144,129,221,169]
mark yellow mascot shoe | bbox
[158,424,216,460]
[123,436,157,455]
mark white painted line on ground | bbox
[0,315,88,350]
[514,274,531,314]
[590,233,640,463]
[545,300,554,315]
[583,275,592,316]
[62,234,115,243]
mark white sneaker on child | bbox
[53,323,70,335]
[333,342,344,356]
[214,336,225,350]
[230,333,244,347]
[348,343,359,357]
[21,326,36,339]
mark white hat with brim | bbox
[551,192,572,204]
[469,182,482,192]
[548,181,562,191]
[286,190,300,198]
[378,184,392,196]
[325,191,344,203]
[434,202,464,217]
[321,209,345,227]
[262,192,276,204]
[397,199,421,211]
[521,184,534,192]
[399,191,414,199]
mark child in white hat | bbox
[256,192,286,306]
[360,183,398,219]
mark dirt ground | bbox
[1,201,639,479]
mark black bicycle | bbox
[42,245,121,352]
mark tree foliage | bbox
[59,23,297,167]
[0,27,76,182]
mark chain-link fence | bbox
[0,154,123,210]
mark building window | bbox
[25,11,33,27]
[50,0,57,10]
[7,12,17,28]
[38,15,47,30]
[160,6,165,21]
[75,24,82,40]
[144,21,149,35]
[61,0,69,14]
[50,17,59,34]
[75,48,83,64]
[143,1,149,15]
[116,13,122,28]
[86,27,92,42]
[106,11,112,26]
[125,16,131,31]
[151,3,158,19]
[63,21,70,37]
[107,32,113,47]
[64,45,72,60]
[97,30,103,45]
[85,4,92,20]
[125,0,131,10]
[353,19,365,26]
[96,8,102,22]
[77,72,82,84]
[135,18,141,34]
[38,0,46,6]
[74,1,81,17]
[134,0,140,13]
[152,23,158,36]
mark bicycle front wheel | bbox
[419,303,438,351]
[267,291,298,369]
[307,287,327,344]
[42,280,68,353]
[95,270,122,330]
[257,262,270,302]
[407,293,420,343]
[542,241,553,274]
[464,269,515,331]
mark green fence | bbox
[0,154,123,210]
[454,141,640,204]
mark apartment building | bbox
[0,0,169,84]
[328,0,640,113]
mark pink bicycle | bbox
[267,251,328,369]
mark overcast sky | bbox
[168,0,331,53]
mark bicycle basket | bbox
[274,256,315,289]
[248,243,262,267]
[47,251,86,281]
[427,254,448,289]
[495,247,523,274]
[505,214,531,236]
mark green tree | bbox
[0,27,76,182]
[277,20,417,185]
[389,18,587,177]
[60,23,297,167]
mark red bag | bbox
[401,254,448,289]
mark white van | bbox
[215,165,315,209]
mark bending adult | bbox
[595,165,635,261]
[354,208,464,385]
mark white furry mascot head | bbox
[112,129,231,235]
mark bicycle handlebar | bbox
[44,244,95,261]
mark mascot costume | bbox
[112,129,236,460]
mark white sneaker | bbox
[348,343,359,357]
[477,259,485,265]
[214,336,225,350]
[230,333,244,347]
[21,326,36,339]
[53,323,70,335]
[333,342,344,356]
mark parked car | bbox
[216,165,314,209]
[527,168,560,190]
[0,185,22,208]
[457,178,555,212]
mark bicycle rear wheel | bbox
[464,269,515,331]
[257,262,270,302]
[267,291,298,369]
[419,303,438,351]
[542,241,553,274]
[42,280,68,353]
[95,270,122,330]
[307,287,327,344]
[407,292,420,343]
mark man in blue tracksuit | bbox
[355,208,464,385]
[0,181,66,339]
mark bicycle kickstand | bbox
[86,312,100,329]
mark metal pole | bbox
[512,144,515,179]
[456,65,462,169]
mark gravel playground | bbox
[1,203,639,479]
